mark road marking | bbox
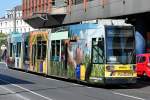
[87,87,92,89]
[113,92,146,100]
[0,78,53,100]
[46,78,59,81]
[0,85,30,100]
[72,83,83,87]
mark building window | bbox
[24,28,26,32]
[18,13,20,17]
[5,22,7,26]
[20,20,22,25]
[16,20,19,25]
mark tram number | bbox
[118,72,132,76]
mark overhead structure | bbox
[22,0,150,28]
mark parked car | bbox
[136,53,150,77]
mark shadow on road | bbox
[93,78,150,90]
[65,77,150,90]
[0,73,34,85]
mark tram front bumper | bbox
[105,77,137,84]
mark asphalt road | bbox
[0,62,150,100]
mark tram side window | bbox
[32,44,36,66]
[42,41,47,60]
[51,41,55,60]
[13,45,16,55]
[92,38,104,64]
[16,42,21,57]
[51,40,60,61]
[61,41,65,61]
[37,41,41,59]
[10,43,13,57]
[37,41,47,60]
[56,40,60,61]
[24,42,29,60]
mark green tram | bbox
[7,22,137,84]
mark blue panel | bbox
[11,32,22,43]
[69,23,97,38]
[76,64,80,79]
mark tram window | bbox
[10,43,13,57]
[16,42,21,57]
[32,45,36,66]
[37,41,47,60]
[51,41,55,60]
[37,41,41,59]
[13,45,16,54]
[92,38,104,64]
[51,40,61,61]
[41,41,47,60]
[56,40,60,61]
[61,41,65,61]
[24,42,29,60]
[138,56,146,63]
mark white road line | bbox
[113,92,146,100]
[0,85,30,100]
[72,83,83,87]
[87,87,92,89]
[46,78,59,81]
[0,78,53,100]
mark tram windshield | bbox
[106,26,135,64]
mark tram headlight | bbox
[106,65,114,72]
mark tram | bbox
[7,20,137,84]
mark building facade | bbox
[0,5,35,34]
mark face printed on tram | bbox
[66,41,83,69]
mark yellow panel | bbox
[105,64,137,77]
[43,60,47,74]
[114,65,131,71]
[80,65,86,81]
[36,62,40,72]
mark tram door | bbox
[15,42,21,68]
[90,38,105,81]
[37,40,47,73]
[32,44,36,70]
[92,38,105,63]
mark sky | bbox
[0,0,21,17]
